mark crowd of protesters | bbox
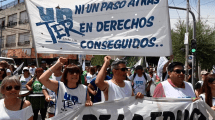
[0,55,215,119]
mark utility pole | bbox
[198,0,200,21]
[185,0,190,81]
[197,0,201,81]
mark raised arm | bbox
[163,55,174,73]
[95,56,111,91]
[39,57,67,93]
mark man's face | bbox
[168,65,185,84]
[113,63,127,79]
[136,69,143,75]
[41,63,46,68]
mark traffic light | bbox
[191,39,197,54]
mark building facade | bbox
[0,0,92,66]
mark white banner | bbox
[49,97,215,120]
[25,0,172,56]
[157,57,168,80]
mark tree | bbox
[172,20,215,70]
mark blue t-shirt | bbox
[90,76,112,103]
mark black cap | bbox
[135,65,143,70]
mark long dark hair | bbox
[200,74,215,107]
[61,64,81,87]
[0,66,7,80]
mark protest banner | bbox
[157,57,168,80]
[25,0,172,56]
[48,97,215,120]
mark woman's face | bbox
[2,82,20,98]
[23,70,29,75]
[0,67,5,76]
[66,72,79,84]
[36,70,43,78]
[209,81,215,90]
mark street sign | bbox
[188,55,194,63]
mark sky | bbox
[1,0,215,29]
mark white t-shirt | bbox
[86,73,96,83]
[199,93,215,106]
[20,75,32,90]
[0,99,34,120]
[29,67,37,76]
[55,82,87,115]
[101,80,132,102]
[129,73,151,95]
[161,80,196,98]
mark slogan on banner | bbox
[25,0,172,56]
[49,97,215,120]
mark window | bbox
[0,18,5,29]
[18,32,30,46]
[19,11,28,24]
[6,35,16,47]
[8,14,17,27]
[0,36,4,48]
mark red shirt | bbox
[153,79,185,98]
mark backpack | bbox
[133,72,148,82]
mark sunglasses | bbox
[116,68,128,71]
[173,69,185,74]
[0,68,4,71]
[5,85,20,91]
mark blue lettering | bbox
[128,39,133,48]
[110,20,117,31]
[133,38,140,48]
[106,2,113,10]
[114,40,122,49]
[101,2,108,11]
[56,8,73,25]
[122,39,129,48]
[139,17,147,28]
[147,16,154,27]
[75,5,84,14]
[147,0,154,5]
[128,0,135,7]
[135,0,140,6]
[86,23,93,32]
[86,4,92,13]
[97,22,103,32]
[87,41,94,49]
[80,23,85,33]
[113,1,120,9]
[107,40,114,49]
[71,96,79,105]
[119,1,126,8]
[51,24,66,39]
[102,41,108,49]
[94,41,101,49]
[131,18,139,29]
[148,37,156,47]
[140,38,148,48]
[117,19,124,30]
[92,3,100,12]
[36,21,57,43]
[37,7,54,21]
[141,0,147,5]
[154,0,160,4]
[81,41,86,48]
[104,21,110,31]
[124,19,131,29]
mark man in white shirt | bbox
[29,63,37,76]
[95,56,143,102]
[129,65,152,96]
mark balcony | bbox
[18,41,30,46]
[7,22,17,28]
[6,43,16,47]
[19,19,29,25]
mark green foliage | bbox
[172,20,215,70]
[90,55,106,66]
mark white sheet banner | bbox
[49,97,215,120]
[25,0,172,56]
[157,57,168,80]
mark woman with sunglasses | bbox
[199,74,215,111]
[0,66,7,99]
[0,76,33,120]
[39,57,92,116]
[26,68,47,120]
